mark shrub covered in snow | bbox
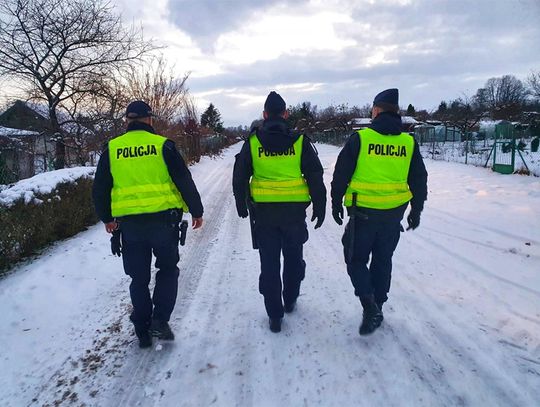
[0,168,97,272]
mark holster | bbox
[247,197,258,250]
[179,220,188,246]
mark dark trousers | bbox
[342,217,401,304]
[121,219,180,329]
[255,221,308,319]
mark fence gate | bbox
[492,121,515,174]
[492,140,515,174]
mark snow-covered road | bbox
[1,143,539,407]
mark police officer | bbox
[233,91,326,333]
[93,101,204,348]
[331,89,427,335]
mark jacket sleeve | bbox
[163,140,204,218]
[330,133,360,208]
[301,137,326,213]
[92,148,114,223]
[232,140,253,211]
[407,140,428,212]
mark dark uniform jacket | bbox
[331,111,427,222]
[233,117,326,225]
[92,121,203,223]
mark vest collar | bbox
[369,111,402,135]
[126,121,156,134]
[257,117,300,152]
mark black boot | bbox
[359,296,383,336]
[269,318,282,333]
[150,319,175,340]
[376,301,385,321]
[135,327,152,348]
[284,300,296,314]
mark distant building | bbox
[0,126,50,183]
[0,100,53,133]
[350,118,371,130]
[401,116,419,132]
[0,100,96,182]
[350,116,419,133]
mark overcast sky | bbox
[115,0,540,126]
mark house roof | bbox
[0,126,40,137]
[0,100,92,135]
[350,118,372,125]
[401,116,419,124]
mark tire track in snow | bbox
[153,192,259,407]
[110,155,236,407]
[428,207,540,246]
[390,280,539,406]
[27,151,238,407]
[422,226,540,262]
[393,236,540,405]
[415,234,540,299]
[403,227,540,329]
[305,223,462,406]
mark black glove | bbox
[406,210,421,231]
[110,230,122,256]
[332,205,344,225]
[311,206,325,229]
[236,200,248,218]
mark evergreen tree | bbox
[200,103,224,133]
[406,104,416,116]
[437,101,448,113]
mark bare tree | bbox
[527,70,540,101]
[125,57,191,138]
[445,95,484,142]
[58,56,200,163]
[475,75,527,119]
[351,103,372,118]
[0,0,155,168]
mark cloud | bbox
[166,0,309,51]
[183,0,540,124]
[111,0,540,125]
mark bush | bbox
[0,177,97,273]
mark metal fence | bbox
[310,127,540,176]
[418,137,539,176]
[309,131,351,146]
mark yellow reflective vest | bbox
[249,134,311,203]
[109,130,188,217]
[344,128,414,209]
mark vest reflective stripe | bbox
[111,183,178,198]
[345,128,414,209]
[109,130,188,217]
[250,179,307,188]
[249,135,310,203]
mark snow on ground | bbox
[0,144,539,407]
[0,167,95,207]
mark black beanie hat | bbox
[264,91,286,115]
[126,100,153,119]
[373,88,399,111]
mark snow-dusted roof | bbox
[401,116,419,124]
[479,119,502,126]
[350,118,372,125]
[0,126,39,137]
[8,101,91,134]
[22,101,50,119]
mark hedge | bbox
[0,177,97,273]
